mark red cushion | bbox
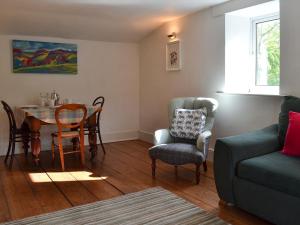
[282,111,300,156]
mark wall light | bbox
[167,32,176,40]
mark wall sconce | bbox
[167,32,176,40]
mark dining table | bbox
[16,105,101,165]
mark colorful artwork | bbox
[12,40,78,74]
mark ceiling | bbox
[0,0,229,42]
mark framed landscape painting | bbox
[12,40,78,74]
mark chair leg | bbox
[175,165,178,177]
[9,139,16,169]
[195,163,201,184]
[203,161,208,172]
[58,141,65,171]
[51,138,55,164]
[97,126,106,154]
[151,158,156,178]
[80,137,85,166]
[4,134,12,164]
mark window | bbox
[254,16,280,86]
[225,1,280,95]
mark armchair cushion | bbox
[237,151,300,198]
[153,128,209,153]
[149,143,204,165]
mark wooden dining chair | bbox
[1,101,30,169]
[51,104,87,171]
[84,96,106,154]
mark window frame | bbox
[251,13,280,92]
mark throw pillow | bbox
[170,108,206,140]
[282,111,300,156]
[279,96,300,147]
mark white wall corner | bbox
[139,130,153,144]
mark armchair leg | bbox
[151,158,156,178]
[203,161,208,172]
[195,163,200,184]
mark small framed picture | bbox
[166,40,181,71]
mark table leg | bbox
[71,127,80,151]
[21,122,30,156]
[88,114,98,159]
[29,118,41,165]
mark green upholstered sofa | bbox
[214,96,300,225]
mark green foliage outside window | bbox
[256,19,280,86]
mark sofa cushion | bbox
[149,143,204,165]
[279,96,300,146]
[237,151,300,198]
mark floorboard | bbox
[0,158,43,220]
[16,154,72,213]
[0,140,271,225]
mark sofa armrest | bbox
[196,131,211,159]
[214,124,280,204]
[153,129,173,145]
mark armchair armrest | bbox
[214,124,280,204]
[196,131,212,159]
[153,129,173,145]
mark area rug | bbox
[3,187,228,225]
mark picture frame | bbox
[166,40,181,71]
[12,40,78,74]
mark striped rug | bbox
[2,187,228,225]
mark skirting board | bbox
[139,130,215,162]
[101,130,139,143]
[0,130,139,156]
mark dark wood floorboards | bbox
[0,140,271,225]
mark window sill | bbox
[216,91,285,97]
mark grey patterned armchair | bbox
[148,97,218,184]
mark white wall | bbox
[139,3,283,147]
[0,35,139,155]
[280,0,300,96]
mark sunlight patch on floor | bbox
[29,171,108,183]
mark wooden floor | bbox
[0,140,271,225]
